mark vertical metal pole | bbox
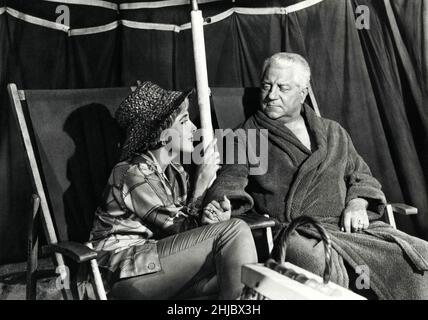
[190,0,214,151]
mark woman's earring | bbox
[161,140,167,146]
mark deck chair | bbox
[210,86,418,299]
[8,84,133,300]
[7,83,277,300]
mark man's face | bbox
[260,63,307,122]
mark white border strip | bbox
[179,8,236,31]
[5,7,118,36]
[6,7,69,32]
[122,3,325,32]
[121,20,181,32]
[43,0,118,11]
[120,0,222,10]
[69,20,119,36]
[285,0,324,14]
[234,7,288,15]
[3,0,325,35]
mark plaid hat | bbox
[116,81,191,161]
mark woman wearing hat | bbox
[88,81,257,299]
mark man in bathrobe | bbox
[205,52,428,299]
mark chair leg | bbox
[89,259,107,300]
[263,214,274,254]
[265,226,274,253]
[55,260,74,300]
[86,243,107,300]
[26,194,40,300]
[385,204,397,229]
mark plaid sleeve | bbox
[122,164,198,236]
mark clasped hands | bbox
[340,198,370,233]
[202,196,231,224]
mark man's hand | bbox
[201,196,231,225]
[341,198,370,233]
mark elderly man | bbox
[205,52,428,299]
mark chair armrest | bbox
[390,203,418,215]
[43,241,98,263]
[234,210,277,230]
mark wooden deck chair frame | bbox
[8,83,107,300]
[7,82,280,300]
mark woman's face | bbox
[164,98,197,154]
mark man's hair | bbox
[261,52,311,88]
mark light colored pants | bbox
[110,219,257,300]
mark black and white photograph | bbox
[0,0,427,309]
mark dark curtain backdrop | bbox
[0,0,427,264]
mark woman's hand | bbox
[340,198,370,233]
[194,138,220,191]
[202,196,231,225]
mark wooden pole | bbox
[190,0,214,151]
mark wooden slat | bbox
[308,84,321,117]
[390,203,418,215]
[86,243,107,300]
[7,83,67,278]
[26,194,40,300]
[385,204,397,229]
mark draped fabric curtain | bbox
[0,0,426,264]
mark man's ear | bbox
[300,87,309,104]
